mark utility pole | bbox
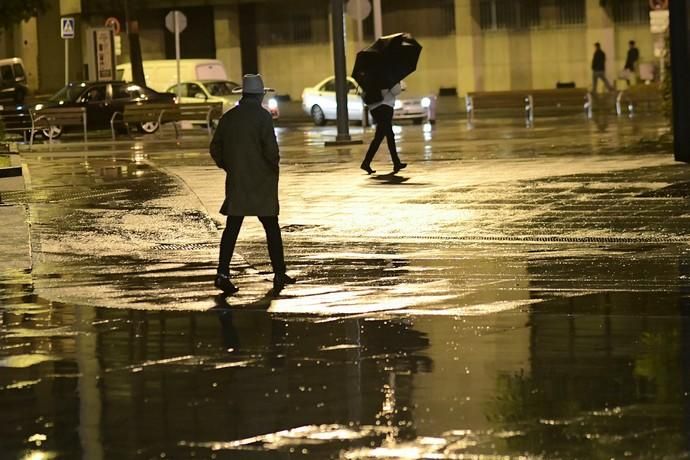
[123,0,145,86]
[326,0,362,146]
[670,0,690,162]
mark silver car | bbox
[301,76,436,126]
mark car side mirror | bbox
[194,93,207,100]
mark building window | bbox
[558,0,585,25]
[479,0,539,30]
[613,0,650,24]
[257,1,328,45]
[369,0,455,38]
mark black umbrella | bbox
[352,33,422,94]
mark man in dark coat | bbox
[623,40,640,86]
[591,42,614,93]
[210,74,295,295]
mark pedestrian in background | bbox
[360,82,407,175]
[622,40,639,86]
[210,74,296,296]
[591,42,614,93]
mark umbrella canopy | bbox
[352,33,422,93]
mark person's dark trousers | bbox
[217,215,286,276]
[362,105,401,166]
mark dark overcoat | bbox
[210,97,280,216]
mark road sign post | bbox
[165,11,187,101]
[61,17,76,85]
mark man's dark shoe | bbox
[393,162,407,174]
[273,273,297,293]
[360,163,376,175]
[215,273,239,295]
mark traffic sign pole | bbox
[61,17,76,85]
[175,11,181,101]
[65,39,69,85]
[373,0,382,38]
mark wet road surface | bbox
[2,114,690,459]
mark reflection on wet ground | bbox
[3,290,690,458]
[2,115,690,458]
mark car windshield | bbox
[205,81,239,96]
[49,84,86,102]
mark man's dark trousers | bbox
[218,216,286,276]
[363,105,401,166]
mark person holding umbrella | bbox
[360,82,407,175]
[352,33,422,175]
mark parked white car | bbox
[165,80,279,119]
[301,76,436,126]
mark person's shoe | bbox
[215,273,239,295]
[360,163,376,175]
[273,273,297,293]
[393,162,407,173]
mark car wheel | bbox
[41,125,63,139]
[138,121,159,134]
[311,105,326,126]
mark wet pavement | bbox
[2,113,690,459]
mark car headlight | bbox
[34,103,43,110]
[268,98,278,110]
[394,100,403,110]
[421,97,431,108]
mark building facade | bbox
[0,0,657,99]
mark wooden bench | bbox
[0,107,34,144]
[616,83,662,116]
[111,102,223,139]
[110,103,178,140]
[31,107,87,144]
[466,91,532,124]
[530,88,592,119]
[466,88,592,125]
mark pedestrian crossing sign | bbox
[61,17,75,39]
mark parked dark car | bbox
[5,80,176,139]
[0,57,28,104]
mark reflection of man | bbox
[591,42,614,93]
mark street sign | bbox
[650,9,670,34]
[105,17,121,35]
[165,10,187,34]
[649,0,668,10]
[346,0,371,21]
[61,17,75,39]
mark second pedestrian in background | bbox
[622,40,639,86]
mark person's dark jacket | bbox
[210,96,280,216]
[592,49,606,72]
[624,47,639,71]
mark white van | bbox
[0,57,28,104]
[116,59,228,93]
